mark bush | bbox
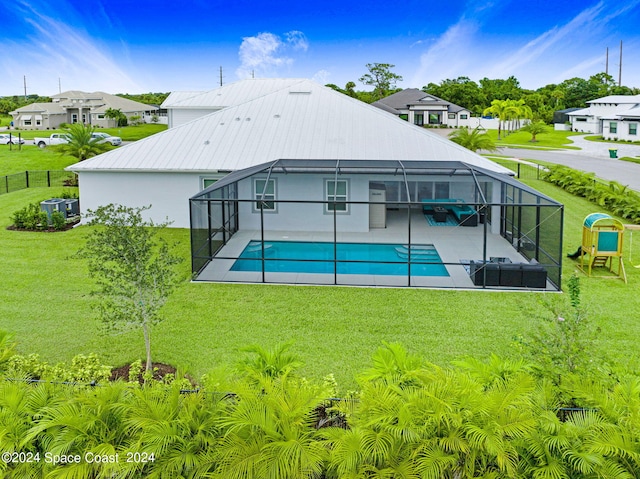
[51,210,66,230]
[11,202,49,230]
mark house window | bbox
[399,114,408,121]
[71,114,78,123]
[629,123,638,136]
[326,179,348,213]
[609,122,617,134]
[202,178,217,189]
[254,178,276,212]
[460,114,468,119]
[414,114,424,126]
[576,117,587,122]
[24,119,32,126]
[448,113,456,119]
[97,114,105,119]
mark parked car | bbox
[0,134,25,145]
[91,132,122,146]
[34,133,70,148]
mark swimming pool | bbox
[230,241,449,276]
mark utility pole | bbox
[618,40,623,87]
[58,78,61,94]
[219,66,223,87]
[23,75,27,100]
[605,47,609,75]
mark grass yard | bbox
[0,145,78,175]
[1,180,639,391]
[4,123,167,141]
[486,128,580,149]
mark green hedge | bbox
[543,165,640,223]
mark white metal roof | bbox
[69,79,512,175]
[164,78,307,109]
[161,91,206,108]
[587,94,640,104]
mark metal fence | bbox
[0,170,77,195]
[491,159,547,180]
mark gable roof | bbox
[161,90,206,108]
[373,89,469,113]
[68,79,511,175]
[10,102,66,115]
[15,91,157,115]
[587,95,640,104]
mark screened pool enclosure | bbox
[190,159,563,290]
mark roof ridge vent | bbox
[289,90,312,95]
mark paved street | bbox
[430,129,640,192]
[501,133,640,192]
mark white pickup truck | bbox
[34,133,70,148]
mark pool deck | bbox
[196,209,550,290]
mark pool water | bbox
[230,241,449,276]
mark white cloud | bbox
[409,19,480,85]
[486,2,607,78]
[235,31,309,79]
[0,2,143,95]
[312,69,331,84]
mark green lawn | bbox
[0,124,167,176]
[0,145,78,175]
[486,129,580,149]
[4,123,167,141]
[1,180,639,391]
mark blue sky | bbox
[1,0,639,96]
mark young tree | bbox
[359,63,403,100]
[448,127,497,152]
[55,123,110,161]
[521,121,549,142]
[77,204,183,373]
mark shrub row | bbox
[542,165,640,223]
[1,345,639,479]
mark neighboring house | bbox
[372,89,483,128]
[567,94,640,141]
[10,91,158,130]
[552,107,581,131]
[67,79,563,290]
[162,78,304,128]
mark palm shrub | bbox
[325,344,538,479]
[122,383,226,478]
[448,127,497,152]
[23,382,131,478]
[216,374,330,479]
[55,122,110,161]
[542,165,640,223]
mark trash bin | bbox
[609,148,618,158]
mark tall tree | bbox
[479,76,522,102]
[76,204,183,373]
[483,99,518,139]
[423,76,486,114]
[359,63,403,100]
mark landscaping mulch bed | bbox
[110,362,179,384]
[6,218,80,232]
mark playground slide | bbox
[567,246,582,259]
